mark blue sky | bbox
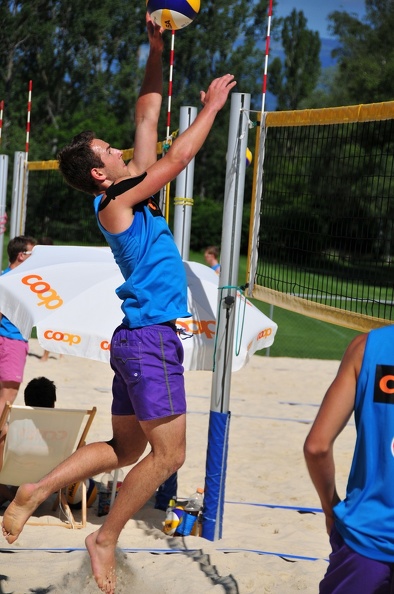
[274,0,366,39]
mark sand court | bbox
[0,340,355,593]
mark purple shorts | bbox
[0,336,29,383]
[320,525,394,594]
[110,323,186,421]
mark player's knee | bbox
[106,437,145,465]
[106,437,116,450]
[170,448,186,474]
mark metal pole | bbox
[202,93,250,541]
[173,106,197,259]
[10,151,27,238]
[210,92,250,414]
[0,154,8,268]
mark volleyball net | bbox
[20,100,394,334]
[247,102,394,332]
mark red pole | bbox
[161,30,176,221]
[0,100,4,146]
[25,80,32,156]
[261,0,273,114]
[166,29,175,141]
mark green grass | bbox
[256,261,394,302]
[1,233,9,271]
[190,249,359,361]
[251,304,359,360]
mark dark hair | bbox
[7,235,37,264]
[24,377,57,408]
[205,245,220,258]
[57,130,103,195]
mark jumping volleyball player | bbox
[2,14,236,594]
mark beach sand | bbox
[0,340,355,593]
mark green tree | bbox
[162,0,270,201]
[328,0,394,104]
[269,9,321,110]
[0,0,147,157]
[0,0,272,205]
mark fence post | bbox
[10,152,28,238]
[173,106,197,260]
[0,154,8,267]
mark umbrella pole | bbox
[202,93,251,541]
[0,154,8,266]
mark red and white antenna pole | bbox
[160,29,175,221]
[0,100,4,147]
[249,0,274,294]
[25,80,32,157]
[261,0,273,114]
[0,99,6,235]
[166,29,175,141]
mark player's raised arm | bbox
[112,74,237,209]
[128,15,164,177]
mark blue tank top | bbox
[0,267,27,342]
[334,325,394,561]
[93,194,190,328]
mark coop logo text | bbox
[374,365,394,404]
[43,330,81,346]
[177,319,216,339]
[22,274,63,309]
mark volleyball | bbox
[163,507,185,535]
[66,478,98,510]
[146,0,200,30]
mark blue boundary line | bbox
[0,547,328,562]
[225,501,323,513]
[188,410,314,423]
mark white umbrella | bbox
[0,245,277,370]
[181,260,277,371]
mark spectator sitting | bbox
[0,376,57,505]
[24,376,56,408]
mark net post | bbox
[202,92,251,541]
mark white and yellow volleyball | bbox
[146,0,200,30]
[66,478,98,510]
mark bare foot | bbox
[86,530,117,594]
[2,483,41,543]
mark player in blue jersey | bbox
[2,14,236,594]
[304,325,394,593]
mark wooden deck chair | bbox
[0,402,96,529]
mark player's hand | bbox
[146,12,164,52]
[200,74,237,112]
